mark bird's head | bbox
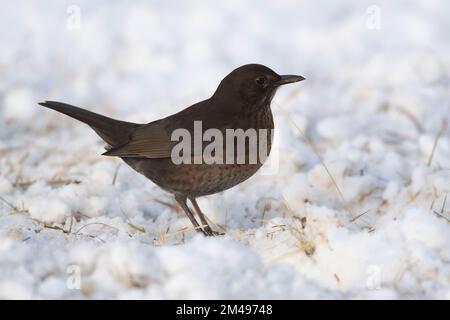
[213,64,305,110]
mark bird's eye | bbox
[255,76,267,86]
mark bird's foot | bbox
[203,226,225,237]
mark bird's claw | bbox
[203,227,224,237]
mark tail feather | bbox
[39,101,138,147]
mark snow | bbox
[1,0,450,299]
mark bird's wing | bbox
[102,122,176,158]
[103,98,241,159]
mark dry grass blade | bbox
[128,222,146,233]
[73,222,119,235]
[111,163,121,185]
[440,194,447,214]
[432,194,449,222]
[268,248,305,264]
[0,196,18,211]
[433,210,450,222]
[349,209,371,223]
[430,198,436,210]
[12,178,81,190]
[397,108,424,133]
[47,178,81,186]
[119,207,146,233]
[161,224,211,240]
[427,120,448,167]
[42,223,70,234]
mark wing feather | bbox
[102,123,176,158]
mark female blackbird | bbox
[39,64,304,236]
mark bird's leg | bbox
[175,195,207,236]
[189,197,224,236]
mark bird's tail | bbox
[38,101,137,147]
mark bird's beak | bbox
[275,75,305,86]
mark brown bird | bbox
[39,64,304,236]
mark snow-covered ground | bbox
[1,0,449,299]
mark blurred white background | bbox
[0,0,449,299]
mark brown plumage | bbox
[39,64,304,236]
